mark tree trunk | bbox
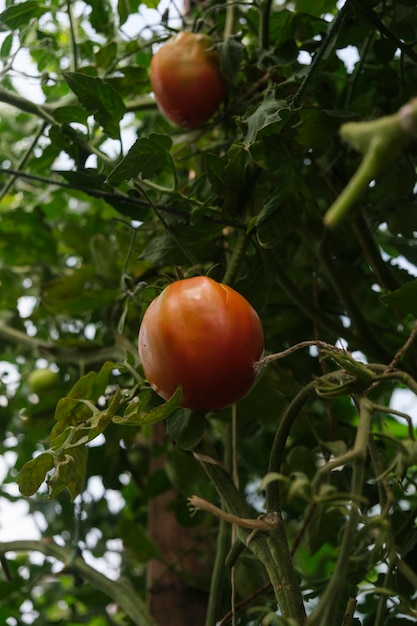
[147,422,211,626]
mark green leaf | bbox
[63,71,126,139]
[41,266,118,314]
[0,32,13,57]
[294,0,337,14]
[166,409,206,450]
[381,280,417,314]
[245,99,291,148]
[95,41,118,69]
[50,362,116,443]
[68,361,116,402]
[0,1,48,31]
[107,134,173,185]
[205,153,225,195]
[295,107,340,151]
[52,105,89,125]
[219,37,244,83]
[256,185,304,248]
[88,386,123,440]
[47,447,88,499]
[0,208,57,266]
[84,0,115,36]
[18,453,55,496]
[112,386,183,426]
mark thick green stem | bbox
[205,518,230,626]
[259,0,273,49]
[223,0,236,40]
[324,99,417,227]
[323,141,385,227]
[267,381,318,512]
[194,436,306,623]
[205,422,233,626]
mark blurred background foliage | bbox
[1,0,417,624]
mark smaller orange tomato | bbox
[138,276,264,411]
[150,32,227,129]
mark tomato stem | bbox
[223,0,237,40]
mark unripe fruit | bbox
[28,368,59,394]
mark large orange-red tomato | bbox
[150,32,227,129]
[138,277,264,411]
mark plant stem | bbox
[323,141,384,227]
[308,397,372,626]
[67,0,79,71]
[223,0,236,40]
[205,517,230,626]
[0,539,158,626]
[0,123,47,201]
[205,421,233,626]
[0,86,112,164]
[259,0,273,49]
[324,99,417,227]
[292,0,352,109]
[194,435,306,623]
[267,381,318,512]
[222,229,251,286]
[353,0,417,64]
[0,321,126,365]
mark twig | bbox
[386,319,417,373]
[255,340,350,372]
[188,495,280,531]
[218,582,272,626]
[292,1,353,109]
[0,321,125,365]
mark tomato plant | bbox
[150,32,227,129]
[138,276,264,410]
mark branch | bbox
[354,0,417,64]
[0,322,126,365]
[0,539,158,626]
[0,85,58,124]
[0,86,112,164]
[188,495,281,532]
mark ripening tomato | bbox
[150,32,228,129]
[138,277,264,411]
